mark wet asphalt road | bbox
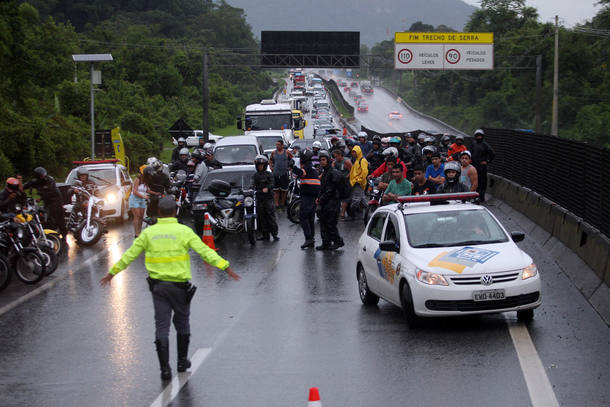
[0,208,608,407]
[1,77,608,406]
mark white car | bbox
[356,193,541,327]
[388,111,403,120]
[65,161,133,221]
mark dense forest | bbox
[0,0,276,180]
[368,0,610,147]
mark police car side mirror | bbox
[511,231,525,243]
[379,240,399,252]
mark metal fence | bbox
[483,128,610,236]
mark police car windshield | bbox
[404,209,508,248]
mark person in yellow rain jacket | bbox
[100,197,240,381]
[348,145,369,220]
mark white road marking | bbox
[506,318,560,407]
[149,347,212,407]
[0,237,129,318]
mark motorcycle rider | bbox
[425,151,445,192]
[23,167,67,241]
[421,145,437,169]
[311,140,322,169]
[170,148,190,173]
[75,167,96,192]
[368,147,407,180]
[203,149,222,170]
[358,132,373,156]
[405,133,422,166]
[143,158,170,224]
[412,165,436,195]
[438,134,452,161]
[448,134,468,161]
[291,150,321,249]
[171,137,187,163]
[0,177,26,214]
[250,155,279,241]
[366,136,385,173]
[437,161,469,193]
[470,129,495,202]
[382,164,412,204]
[316,150,344,250]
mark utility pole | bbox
[202,48,209,142]
[535,55,542,133]
[551,15,559,136]
[90,64,95,159]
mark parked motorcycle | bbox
[170,170,191,223]
[16,203,59,276]
[286,175,301,224]
[204,179,257,245]
[63,185,105,246]
[0,220,45,284]
[363,178,384,226]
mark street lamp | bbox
[72,54,113,159]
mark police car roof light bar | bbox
[72,159,119,165]
[397,192,479,203]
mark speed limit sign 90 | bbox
[445,49,461,64]
[397,48,413,65]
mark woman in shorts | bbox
[129,165,149,237]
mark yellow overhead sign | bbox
[395,32,494,44]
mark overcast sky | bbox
[461,0,603,26]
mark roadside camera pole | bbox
[202,48,209,143]
[551,15,559,136]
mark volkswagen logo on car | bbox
[480,275,494,286]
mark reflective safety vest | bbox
[109,217,229,282]
[300,178,321,186]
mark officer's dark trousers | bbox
[152,282,190,339]
[47,201,67,237]
[299,195,316,241]
[319,200,342,245]
[148,195,160,217]
[257,198,278,237]
[475,164,488,201]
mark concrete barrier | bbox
[487,173,610,325]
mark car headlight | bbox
[522,263,538,280]
[416,269,448,286]
[244,196,254,207]
[106,193,117,203]
[193,203,207,211]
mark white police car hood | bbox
[408,242,532,275]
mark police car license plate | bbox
[473,289,505,301]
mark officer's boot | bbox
[177,334,191,372]
[154,338,172,380]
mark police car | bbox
[356,193,541,327]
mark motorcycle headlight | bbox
[97,200,105,207]
[416,269,448,286]
[522,263,538,280]
[244,196,254,207]
[193,203,207,211]
[106,193,117,203]
[16,227,24,239]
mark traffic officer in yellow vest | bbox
[99,197,240,380]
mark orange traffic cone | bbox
[201,213,217,251]
[308,387,322,407]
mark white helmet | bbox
[203,142,213,151]
[381,137,390,144]
[146,157,158,166]
[312,141,322,149]
[358,131,368,139]
[383,147,399,158]
[179,148,190,156]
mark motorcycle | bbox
[16,202,59,276]
[0,219,45,285]
[170,170,191,223]
[63,185,106,246]
[286,175,301,224]
[204,179,257,245]
[363,178,384,226]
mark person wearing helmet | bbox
[358,132,372,156]
[448,134,468,161]
[437,160,469,193]
[425,151,445,192]
[250,155,279,241]
[143,159,170,224]
[345,137,357,160]
[194,137,207,155]
[347,145,369,220]
[129,165,150,237]
[170,148,191,173]
[291,149,321,249]
[470,129,495,202]
[366,137,385,173]
[269,140,293,210]
[189,150,208,188]
[367,147,408,180]
[24,167,67,240]
[417,133,427,149]
[376,154,397,191]
[311,140,322,169]
[425,135,437,147]
[459,150,478,192]
[316,150,344,250]
[332,147,352,220]
[439,134,452,161]
[421,145,437,168]
[171,137,187,163]
[381,137,390,150]
[0,177,26,215]
[405,133,422,167]
[75,166,96,193]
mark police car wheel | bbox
[517,309,534,322]
[400,281,420,328]
[357,264,379,306]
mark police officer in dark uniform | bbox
[250,155,279,241]
[316,150,344,250]
[101,197,239,380]
[23,167,67,240]
[291,149,321,249]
